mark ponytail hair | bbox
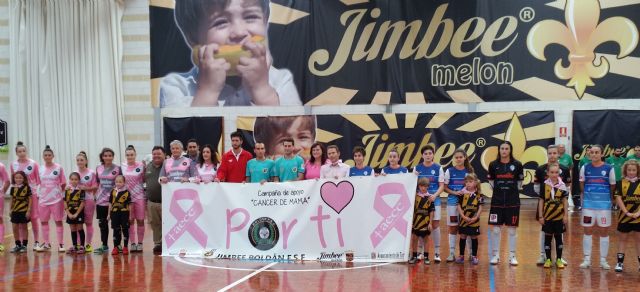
[126,145,136,152]
[454,149,474,173]
[77,151,89,167]
[15,141,26,152]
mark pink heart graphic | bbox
[320,181,355,214]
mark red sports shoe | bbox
[122,247,129,255]
[111,247,119,255]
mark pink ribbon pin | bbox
[370,183,411,248]
[165,189,208,248]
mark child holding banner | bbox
[444,149,474,262]
[108,175,131,255]
[409,178,435,265]
[161,0,301,107]
[614,160,640,272]
[456,174,483,265]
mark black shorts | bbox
[10,211,30,224]
[412,229,431,237]
[96,205,109,220]
[617,222,640,233]
[66,213,85,225]
[488,206,520,226]
[459,226,480,236]
[542,220,566,234]
[111,212,130,229]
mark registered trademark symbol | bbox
[476,138,486,148]
[519,7,535,22]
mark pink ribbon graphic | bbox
[370,183,411,248]
[165,189,208,248]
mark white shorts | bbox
[446,205,459,226]
[432,206,442,221]
[581,209,612,228]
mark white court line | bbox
[217,262,278,292]
[174,256,394,272]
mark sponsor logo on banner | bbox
[248,217,280,251]
[316,252,344,262]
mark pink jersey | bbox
[96,164,122,206]
[38,163,66,205]
[197,163,218,182]
[122,161,145,201]
[77,167,98,200]
[11,159,41,187]
[0,162,9,187]
[161,156,196,182]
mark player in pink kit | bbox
[76,151,98,252]
[94,148,122,254]
[35,146,67,252]
[0,162,10,252]
[10,141,41,250]
[122,145,146,252]
[195,144,219,183]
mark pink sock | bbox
[56,224,64,246]
[86,223,93,245]
[0,224,4,238]
[31,220,40,242]
[137,225,145,244]
[42,223,50,243]
[129,223,136,243]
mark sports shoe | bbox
[600,259,610,270]
[536,254,546,265]
[111,247,120,255]
[152,244,162,255]
[490,255,500,265]
[423,258,430,265]
[0,244,5,252]
[10,245,21,253]
[408,257,417,264]
[35,243,52,252]
[455,256,465,264]
[136,243,143,253]
[33,241,40,251]
[561,258,568,265]
[122,246,129,255]
[85,244,93,253]
[509,255,519,266]
[433,254,441,263]
[446,254,455,262]
[94,245,109,254]
[579,260,591,269]
[556,259,565,269]
[66,246,76,254]
[58,245,66,252]
[471,256,479,265]
[543,259,552,268]
[77,246,85,254]
[19,246,27,253]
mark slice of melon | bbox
[191,35,266,76]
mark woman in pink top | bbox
[76,151,98,252]
[10,141,41,249]
[304,143,326,180]
[0,162,9,251]
[123,145,146,252]
[94,148,122,254]
[35,145,67,252]
[195,144,220,183]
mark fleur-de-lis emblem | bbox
[527,0,638,98]
[480,114,547,193]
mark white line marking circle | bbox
[174,256,395,272]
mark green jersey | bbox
[606,155,626,181]
[626,154,640,162]
[578,156,591,169]
[245,158,275,183]
[558,153,573,168]
[274,156,305,182]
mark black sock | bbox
[79,230,86,246]
[471,239,478,256]
[617,253,625,264]
[423,252,429,260]
[459,238,466,256]
[22,240,28,246]
[123,227,129,247]
[637,256,639,264]
[114,228,121,247]
[554,233,563,260]
[15,240,21,247]
[544,234,553,260]
[71,231,78,247]
[412,252,418,259]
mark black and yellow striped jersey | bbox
[539,183,568,221]
[65,189,85,214]
[459,193,482,228]
[10,185,32,213]
[615,179,640,224]
[412,194,435,232]
[109,189,131,213]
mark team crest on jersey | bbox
[53,170,58,175]
[182,161,188,166]
[228,159,233,163]
[262,168,268,173]
[292,167,298,173]
[84,176,90,180]
[27,166,33,171]
[431,169,436,174]
[510,165,515,171]
[364,171,369,175]
[111,171,117,175]
[135,168,141,173]
[601,170,606,176]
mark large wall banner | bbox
[162,174,418,262]
[150,0,640,107]
[237,111,555,197]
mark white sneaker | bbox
[35,243,51,252]
[58,245,65,252]
[600,259,610,270]
[137,243,143,252]
[536,254,546,265]
[130,243,137,252]
[615,262,623,272]
[561,258,568,266]
[433,254,441,263]
[446,254,455,262]
[580,260,591,269]
[490,255,500,265]
[509,255,519,266]
[33,241,41,251]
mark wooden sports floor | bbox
[2,198,640,291]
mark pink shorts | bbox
[130,200,146,221]
[31,193,39,219]
[39,201,65,222]
[84,198,96,224]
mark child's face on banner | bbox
[271,117,314,159]
[204,0,266,46]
